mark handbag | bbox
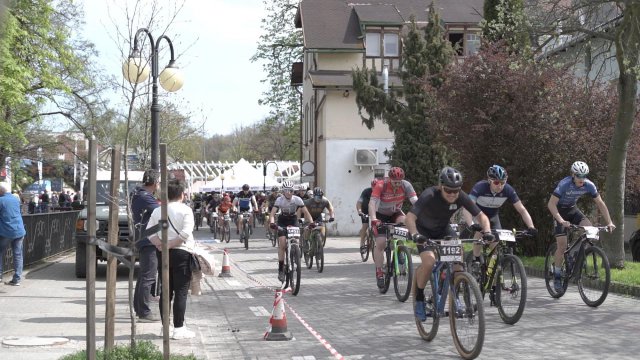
[167,216,201,272]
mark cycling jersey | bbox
[410,186,481,232]
[358,187,372,215]
[266,193,279,211]
[235,191,255,211]
[274,195,305,226]
[469,180,520,218]
[217,202,232,214]
[304,197,331,221]
[552,176,598,208]
[370,179,417,216]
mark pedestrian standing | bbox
[0,182,26,286]
[131,169,160,322]
[146,178,196,339]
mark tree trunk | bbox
[603,3,640,268]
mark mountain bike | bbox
[544,225,611,307]
[238,211,252,250]
[219,213,231,243]
[303,219,333,273]
[359,214,375,262]
[376,223,413,302]
[209,211,219,239]
[193,205,203,231]
[413,236,485,360]
[276,225,302,295]
[465,228,530,325]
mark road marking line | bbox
[236,291,253,299]
[249,306,271,316]
[225,279,242,286]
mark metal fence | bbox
[1,210,79,275]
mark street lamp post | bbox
[220,172,225,193]
[263,161,281,192]
[122,28,184,170]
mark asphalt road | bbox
[1,223,639,359]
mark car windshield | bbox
[90,180,141,205]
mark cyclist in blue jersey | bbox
[547,161,615,292]
[233,184,258,235]
[462,165,536,261]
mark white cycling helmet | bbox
[281,180,294,190]
[571,161,589,176]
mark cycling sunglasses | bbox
[491,180,506,186]
[574,174,587,179]
[442,187,460,194]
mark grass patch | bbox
[520,255,640,287]
[59,340,200,360]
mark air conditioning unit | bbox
[354,148,378,167]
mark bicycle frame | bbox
[564,226,606,278]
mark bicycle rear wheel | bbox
[225,223,231,243]
[289,245,301,295]
[360,230,372,262]
[414,270,439,341]
[393,246,413,302]
[315,232,324,273]
[495,254,527,325]
[578,246,610,307]
[544,243,568,298]
[449,272,485,360]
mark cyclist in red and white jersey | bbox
[368,167,418,288]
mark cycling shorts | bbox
[374,211,405,235]
[415,225,458,254]
[277,216,298,237]
[554,207,587,236]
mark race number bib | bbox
[287,226,300,238]
[583,226,600,240]
[439,239,462,262]
[494,229,515,242]
[394,227,409,238]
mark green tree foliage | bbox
[482,0,531,54]
[353,8,454,192]
[251,0,302,157]
[435,45,640,256]
[0,0,100,165]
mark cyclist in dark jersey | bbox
[406,167,493,321]
[303,187,335,249]
[463,165,536,262]
[269,180,313,282]
[547,161,615,292]
[233,184,258,235]
[356,179,377,255]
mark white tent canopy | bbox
[200,158,280,193]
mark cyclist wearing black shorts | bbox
[269,180,313,282]
[303,187,335,248]
[233,184,258,235]
[547,161,615,292]
[356,179,377,255]
[405,167,493,321]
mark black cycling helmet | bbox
[313,187,324,197]
[271,185,279,192]
[242,184,250,191]
[439,167,463,188]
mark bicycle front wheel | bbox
[578,246,610,307]
[449,272,485,360]
[243,222,249,250]
[315,232,324,273]
[544,242,567,298]
[304,236,313,269]
[270,230,276,247]
[380,247,391,294]
[225,224,231,243]
[414,269,439,341]
[289,245,301,295]
[495,254,527,325]
[393,246,413,302]
[368,230,376,262]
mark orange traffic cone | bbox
[264,289,292,341]
[218,248,232,277]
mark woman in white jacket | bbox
[146,179,196,340]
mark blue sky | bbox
[81,0,271,136]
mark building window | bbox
[465,33,480,56]
[449,33,464,56]
[366,33,381,56]
[365,29,400,71]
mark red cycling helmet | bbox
[388,167,405,181]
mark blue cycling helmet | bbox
[487,165,507,181]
